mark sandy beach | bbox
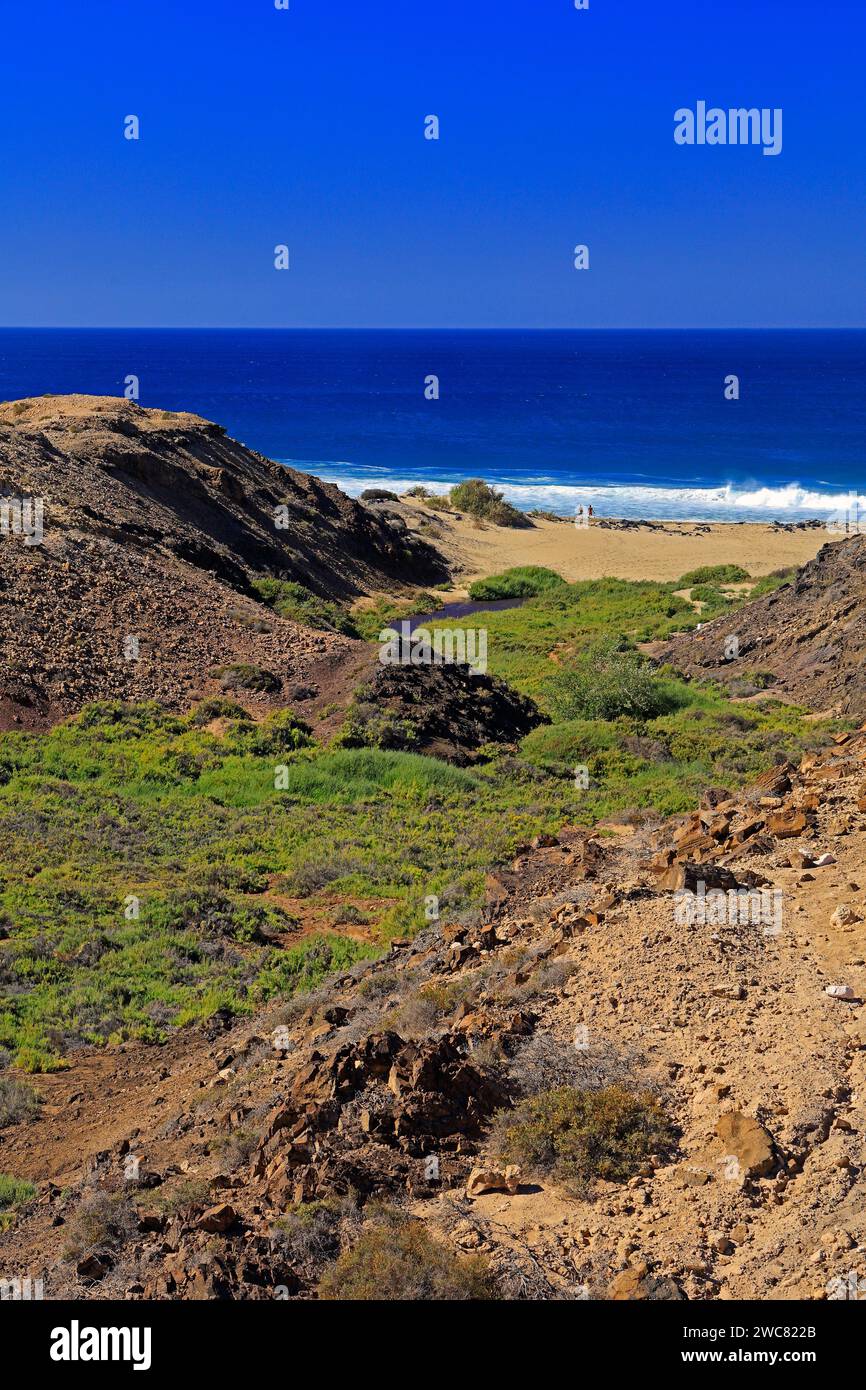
[398,502,830,588]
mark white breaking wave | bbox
[304,469,866,523]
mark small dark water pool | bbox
[405,597,526,632]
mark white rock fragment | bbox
[831,904,862,927]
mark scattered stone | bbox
[196,1203,237,1233]
[715,1111,775,1178]
[76,1254,112,1280]
[466,1164,522,1197]
[831,904,862,928]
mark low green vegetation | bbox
[0,703,577,1069]
[749,567,796,598]
[406,480,527,526]
[351,593,438,642]
[414,576,700,703]
[678,564,750,585]
[545,642,682,722]
[489,1085,675,1194]
[448,478,528,528]
[253,578,359,637]
[688,583,733,612]
[0,1173,36,1230]
[468,566,567,601]
[0,569,842,1071]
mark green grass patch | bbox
[253,578,359,637]
[678,564,750,585]
[0,1173,36,1230]
[468,566,567,601]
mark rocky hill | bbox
[658,534,866,715]
[0,396,446,727]
[2,729,865,1300]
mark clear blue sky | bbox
[1,0,862,327]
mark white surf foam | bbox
[298,468,866,523]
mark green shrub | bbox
[448,479,529,528]
[545,644,679,722]
[318,1213,497,1300]
[749,568,796,598]
[222,708,315,755]
[468,567,567,601]
[678,564,750,585]
[0,1173,36,1230]
[360,488,399,503]
[689,584,732,609]
[490,1084,675,1193]
[334,701,418,751]
[150,887,292,945]
[351,595,438,642]
[0,1074,39,1127]
[253,579,359,637]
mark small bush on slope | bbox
[545,643,680,722]
[318,1211,498,1300]
[0,1075,39,1127]
[252,578,359,637]
[489,1085,675,1195]
[449,478,529,528]
[61,1191,138,1260]
[0,1173,36,1230]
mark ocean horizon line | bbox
[3,325,866,334]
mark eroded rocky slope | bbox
[0,396,446,726]
[659,534,866,715]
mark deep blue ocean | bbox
[1,329,864,522]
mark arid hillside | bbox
[0,396,446,727]
[2,730,865,1301]
[658,534,866,715]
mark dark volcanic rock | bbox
[353,661,547,760]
